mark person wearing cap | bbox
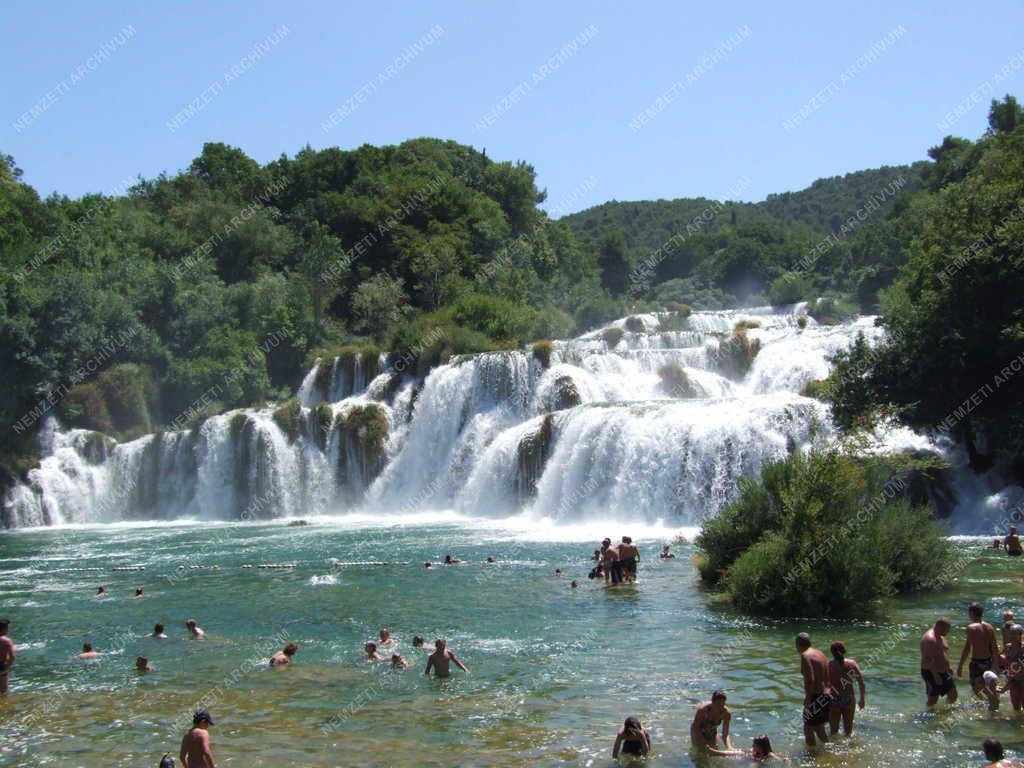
[999,624,1024,711]
[179,710,215,767]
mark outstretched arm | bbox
[957,638,970,676]
[612,733,622,759]
[854,662,866,708]
[424,656,434,676]
[450,652,470,674]
[721,708,732,746]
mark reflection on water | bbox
[0,522,1022,767]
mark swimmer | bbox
[179,710,215,767]
[412,635,427,650]
[750,734,782,762]
[133,587,144,599]
[660,544,676,559]
[612,716,651,759]
[555,568,563,577]
[365,641,385,661]
[691,690,740,755]
[135,655,155,672]
[486,556,497,563]
[921,617,958,706]
[982,738,1018,767]
[378,628,394,646]
[443,555,461,565]
[1003,611,1016,649]
[571,580,579,589]
[1005,527,1023,556]
[424,562,433,570]
[0,619,14,695]
[96,585,107,598]
[152,623,168,639]
[827,641,865,736]
[185,619,205,638]
[1000,624,1024,711]
[993,538,1004,550]
[958,603,1000,697]
[425,638,469,677]
[796,633,831,747]
[391,653,409,669]
[270,642,298,666]
[78,642,100,660]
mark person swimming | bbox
[612,716,651,759]
[443,555,461,565]
[78,643,100,659]
[135,656,155,672]
[133,587,144,598]
[185,619,205,638]
[96,585,106,598]
[750,734,780,762]
[390,653,409,668]
[152,623,168,639]
[378,628,394,646]
[270,642,298,666]
[365,641,385,661]
[659,545,676,559]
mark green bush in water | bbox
[624,316,646,333]
[602,327,624,348]
[809,293,858,325]
[695,448,951,616]
[734,319,761,331]
[313,358,334,395]
[551,375,581,410]
[658,363,699,399]
[532,340,554,369]
[272,399,302,442]
[664,301,692,317]
[769,272,814,306]
[335,404,390,480]
[797,316,809,329]
[716,328,761,379]
[800,378,834,401]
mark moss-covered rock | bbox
[229,412,249,441]
[80,431,116,465]
[334,404,390,488]
[313,358,334,397]
[624,316,646,333]
[734,319,761,331]
[664,301,692,317]
[515,414,554,501]
[272,399,302,442]
[532,340,554,369]
[797,316,808,329]
[602,327,624,348]
[310,403,334,451]
[658,363,699,399]
[716,329,762,380]
[552,375,581,410]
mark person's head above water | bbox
[0,618,8,634]
[751,734,773,758]
[97,586,105,594]
[282,642,299,657]
[82,642,93,652]
[379,627,390,641]
[969,602,984,620]
[984,738,1005,761]
[134,587,143,596]
[153,623,165,635]
[662,545,670,552]
[135,656,149,669]
[412,635,425,647]
[795,633,812,651]
[486,556,496,563]
[365,641,378,654]
[710,690,727,707]
[424,562,432,569]
[186,619,197,629]
[830,640,846,661]
[622,716,643,736]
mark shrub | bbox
[624,316,646,333]
[534,305,575,340]
[335,404,390,482]
[664,301,692,317]
[656,312,690,332]
[602,327,624,348]
[696,449,951,616]
[734,319,761,331]
[62,383,113,434]
[658,363,699,398]
[800,378,834,400]
[716,329,761,379]
[532,340,554,369]
[272,399,302,442]
[313,358,334,395]
[769,272,814,306]
[574,296,625,334]
[97,363,156,434]
[445,293,537,344]
[797,316,808,329]
[551,375,581,410]
[809,293,858,324]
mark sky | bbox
[4,1,1024,216]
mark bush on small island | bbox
[532,340,554,369]
[658,363,699,399]
[624,316,646,333]
[602,327,625,348]
[664,301,692,317]
[696,448,951,615]
[715,328,761,379]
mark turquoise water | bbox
[0,519,1022,767]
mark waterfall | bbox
[5,306,1012,530]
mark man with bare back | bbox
[0,619,14,695]
[179,710,215,767]
[425,638,470,678]
[958,602,1000,697]
[921,617,958,706]
[795,633,831,747]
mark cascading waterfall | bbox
[5,305,1008,530]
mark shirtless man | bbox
[152,623,168,639]
[269,642,298,666]
[921,617,958,706]
[425,638,469,678]
[1005,527,1023,556]
[96,585,107,598]
[179,710,215,767]
[412,636,428,651]
[796,633,832,747]
[0,619,14,695]
[982,739,1019,768]
[958,603,1000,697]
[78,643,100,660]
[186,619,205,638]
[378,628,394,646]
[660,545,676,559]
[365,642,385,661]
[601,539,622,585]
[619,536,639,583]
[690,690,740,756]
[443,554,461,565]
[827,641,865,735]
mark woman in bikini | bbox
[828,641,865,736]
[690,690,742,755]
[612,716,651,760]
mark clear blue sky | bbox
[5,1,1024,216]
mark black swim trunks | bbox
[802,693,832,726]
[969,657,993,685]
[0,660,7,675]
[621,738,645,756]
[610,561,623,584]
[921,669,955,697]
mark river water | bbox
[0,518,1020,767]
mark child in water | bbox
[612,716,651,760]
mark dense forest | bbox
[1,96,1022,482]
